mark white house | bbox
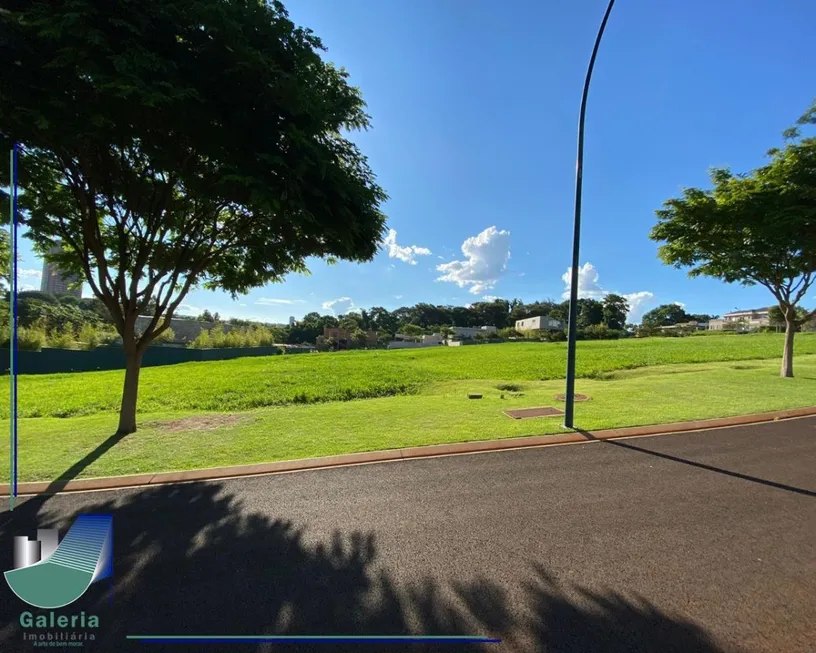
[449,325,497,339]
[515,315,563,331]
[708,307,771,331]
[658,320,708,332]
[388,333,445,349]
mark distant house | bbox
[323,327,377,349]
[449,325,498,340]
[387,334,445,350]
[708,307,771,332]
[658,320,708,332]
[515,315,563,332]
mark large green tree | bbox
[0,0,387,433]
[651,102,816,377]
[576,298,604,329]
[369,306,397,335]
[602,293,629,330]
[641,303,689,328]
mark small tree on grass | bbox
[152,328,176,346]
[768,306,808,332]
[48,326,76,350]
[400,324,424,341]
[78,323,102,350]
[351,328,369,349]
[189,329,213,350]
[17,327,46,352]
[0,0,387,433]
[651,101,816,378]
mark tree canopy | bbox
[650,101,816,377]
[0,0,387,433]
[602,294,629,331]
[768,305,809,328]
[577,299,604,329]
[641,303,691,328]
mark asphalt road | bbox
[1,417,814,653]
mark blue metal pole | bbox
[564,0,616,429]
[9,145,17,509]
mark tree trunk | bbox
[781,318,795,378]
[117,348,144,434]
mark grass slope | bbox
[2,355,815,483]
[2,333,814,419]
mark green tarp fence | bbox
[0,346,288,375]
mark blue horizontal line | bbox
[127,636,501,644]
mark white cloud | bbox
[436,226,511,295]
[561,262,655,322]
[322,297,355,314]
[561,262,606,300]
[383,229,432,265]
[671,301,686,309]
[394,295,404,300]
[20,284,38,292]
[482,295,500,302]
[255,298,305,305]
[623,292,656,323]
[177,303,201,316]
[19,269,41,278]
[238,303,247,307]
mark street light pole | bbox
[564,0,616,429]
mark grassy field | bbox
[2,332,814,419]
[2,353,815,482]
[0,333,815,483]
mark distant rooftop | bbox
[722,307,772,316]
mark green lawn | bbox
[2,332,814,419]
[2,349,815,483]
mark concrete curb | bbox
[3,406,816,497]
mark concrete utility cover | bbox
[504,407,564,419]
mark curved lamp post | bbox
[564,0,616,428]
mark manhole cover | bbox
[504,407,564,419]
[554,394,591,402]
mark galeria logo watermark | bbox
[4,514,113,609]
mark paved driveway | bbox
[1,418,814,652]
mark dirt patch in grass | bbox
[496,382,524,392]
[553,393,592,402]
[147,414,250,433]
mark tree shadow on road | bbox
[0,483,735,653]
[575,429,816,498]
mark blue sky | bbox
[16,0,816,323]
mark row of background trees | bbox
[1,289,722,347]
[14,289,813,351]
